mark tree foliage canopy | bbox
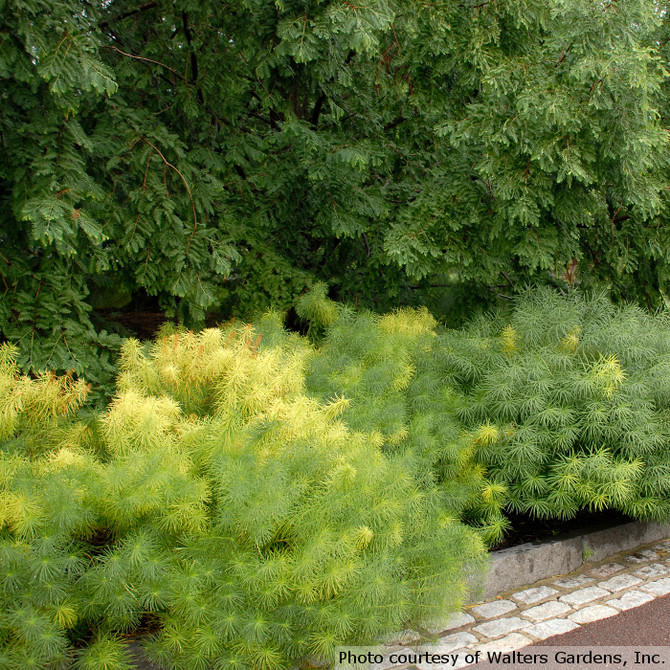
[2,0,670,372]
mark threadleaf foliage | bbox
[439,289,670,523]
[0,318,486,669]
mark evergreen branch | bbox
[487,286,513,300]
[384,116,407,132]
[554,41,575,67]
[248,111,280,130]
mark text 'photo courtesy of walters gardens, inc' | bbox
[335,646,670,670]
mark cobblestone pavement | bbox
[379,537,670,666]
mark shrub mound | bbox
[301,299,508,544]
[439,289,670,522]
[299,287,670,540]
[0,320,485,670]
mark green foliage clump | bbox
[440,289,670,522]
[301,286,670,534]
[301,289,508,544]
[0,344,133,669]
[120,324,485,668]
[0,320,486,669]
[295,282,340,341]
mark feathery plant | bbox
[0,343,137,670]
[120,320,485,669]
[300,285,670,537]
[0,317,486,669]
[440,289,670,523]
[298,290,508,545]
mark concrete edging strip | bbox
[482,521,670,599]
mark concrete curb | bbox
[482,521,670,599]
[386,535,670,663]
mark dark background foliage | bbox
[2,0,670,383]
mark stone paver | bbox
[512,585,559,605]
[590,562,625,577]
[470,600,516,619]
[567,605,619,624]
[473,617,531,639]
[606,590,655,611]
[559,586,610,606]
[633,563,670,578]
[470,633,533,653]
[597,574,642,592]
[553,574,594,589]
[640,577,670,596]
[426,612,475,634]
[435,632,478,652]
[625,549,659,563]
[523,619,580,640]
[387,629,420,645]
[522,601,572,622]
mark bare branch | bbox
[138,137,199,253]
[104,45,177,74]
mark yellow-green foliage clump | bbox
[301,291,506,544]
[121,322,485,669]
[0,343,211,669]
[0,345,120,669]
[0,322,486,670]
[0,343,89,450]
